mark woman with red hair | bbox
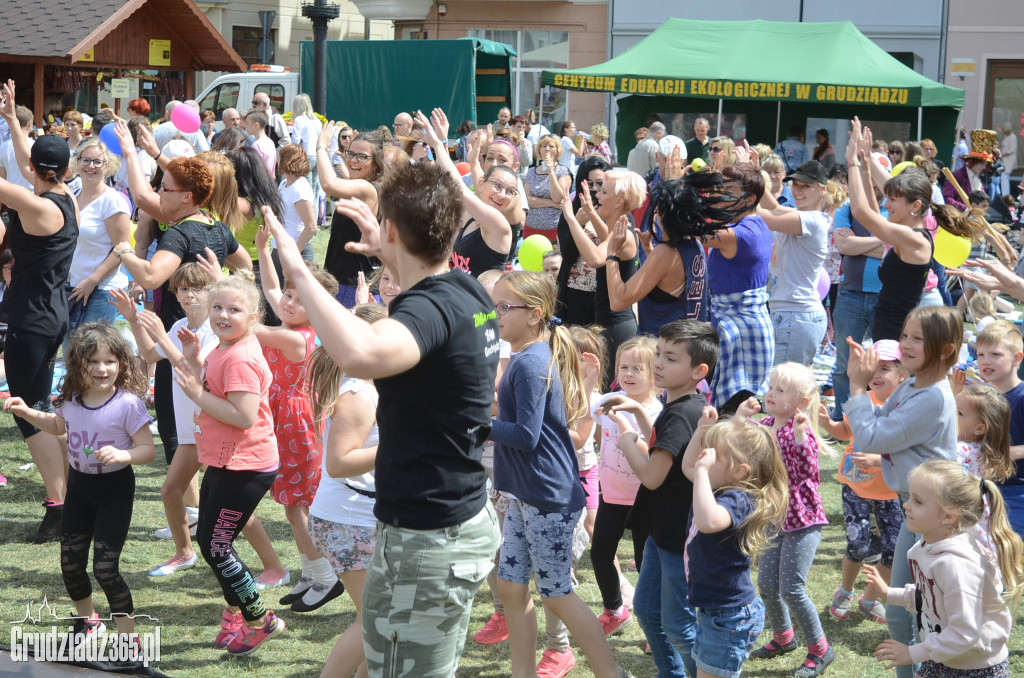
[127,98,151,118]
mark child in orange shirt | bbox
[818,339,904,624]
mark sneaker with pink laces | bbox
[226,610,285,656]
[597,606,633,636]
[472,612,509,644]
[536,648,576,678]
[214,608,243,649]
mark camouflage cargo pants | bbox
[362,504,501,677]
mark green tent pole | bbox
[717,99,723,136]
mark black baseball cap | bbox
[784,160,827,186]
[31,134,70,171]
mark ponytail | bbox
[982,479,1024,614]
[549,324,587,429]
[933,203,991,242]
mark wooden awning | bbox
[1,0,245,72]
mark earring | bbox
[910,211,918,216]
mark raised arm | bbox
[561,197,608,268]
[605,215,670,310]
[265,205,421,379]
[112,120,172,223]
[315,121,378,207]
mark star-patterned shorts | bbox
[498,497,581,598]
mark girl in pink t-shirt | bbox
[589,336,662,630]
[5,323,155,645]
[175,276,283,656]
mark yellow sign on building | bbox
[149,40,171,67]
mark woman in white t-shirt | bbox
[276,144,317,263]
[304,305,384,676]
[290,93,324,215]
[559,120,587,178]
[67,139,131,331]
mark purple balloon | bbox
[98,124,122,156]
[817,267,831,301]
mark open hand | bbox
[873,639,911,670]
[108,287,138,323]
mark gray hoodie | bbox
[844,377,957,498]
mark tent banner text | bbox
[546,73,912,105]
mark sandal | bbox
[749,638,798,659]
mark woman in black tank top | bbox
[0,86,79,542]
[314,125,385,307]
[844,119,993,341]
[451,165,515,277]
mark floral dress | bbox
[265,324,321,506]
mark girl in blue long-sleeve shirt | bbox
[490,270,627,678]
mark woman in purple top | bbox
[704,164,774,413]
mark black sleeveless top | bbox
[871,227,933,341]
[595,227,639,327]
[3,192,78,336]
[154,216,240,328]
[451,219,508,277]
[324,184,381,287]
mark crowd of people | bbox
[2,75,1024,678]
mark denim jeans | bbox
[634,537,696,677]
[888,519,920,678]
[770,308,827,366]
[67,285,122,331]
[693,599,764,678]
[830,289,878,421]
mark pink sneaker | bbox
[536,648,576,678]
[227,610,285,655]
[597,606,633,636]
[472,612,509,644]
[214,608,243,649]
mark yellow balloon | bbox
[130,221,137,249]
[890,160,916,177]
[518,234,553,272]
[933,227,971,268]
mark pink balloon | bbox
[170,104,201,134]
[817,267,831,301]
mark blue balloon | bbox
[98,124,122,156]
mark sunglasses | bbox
[340,135,352,140]
[709,147,723,153]
[158,184,188,193]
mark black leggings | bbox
[5,326,63,439]
[197,466,276,622]
[590,495,646,610]
[154,359,178,464]
[61,467,135,616]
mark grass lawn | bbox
[0,230,1020,676]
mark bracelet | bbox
[606,255,622,263]
[116,248,134,260]
[123,150,138,157]
[850,161,861,167]
[317,145,328,152]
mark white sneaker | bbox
[155,507,199,539]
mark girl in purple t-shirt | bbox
[5,323,155,645]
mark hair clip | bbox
[979,477,987,496]
[547,316,563,331]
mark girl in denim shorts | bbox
[681,411,789,678]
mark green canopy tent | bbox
[541,18,965,160]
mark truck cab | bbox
[196,65,300,131]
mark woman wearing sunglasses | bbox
[316,122,387,307]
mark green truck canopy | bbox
[542,18,963,108]
[303,37,516,131]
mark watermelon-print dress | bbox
[265,324,321,506]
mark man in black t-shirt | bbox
[268,160,501,676]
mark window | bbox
[985,60,1024,173]
[255,84,286,114]
[197,82,240,119]
[468,29,569,132]
[232,26,277,67]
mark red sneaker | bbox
[537,648,576,678]
[597,606,633,636]
[226,610,285,656]
[213,608,242,649]
[472,612,509,644]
